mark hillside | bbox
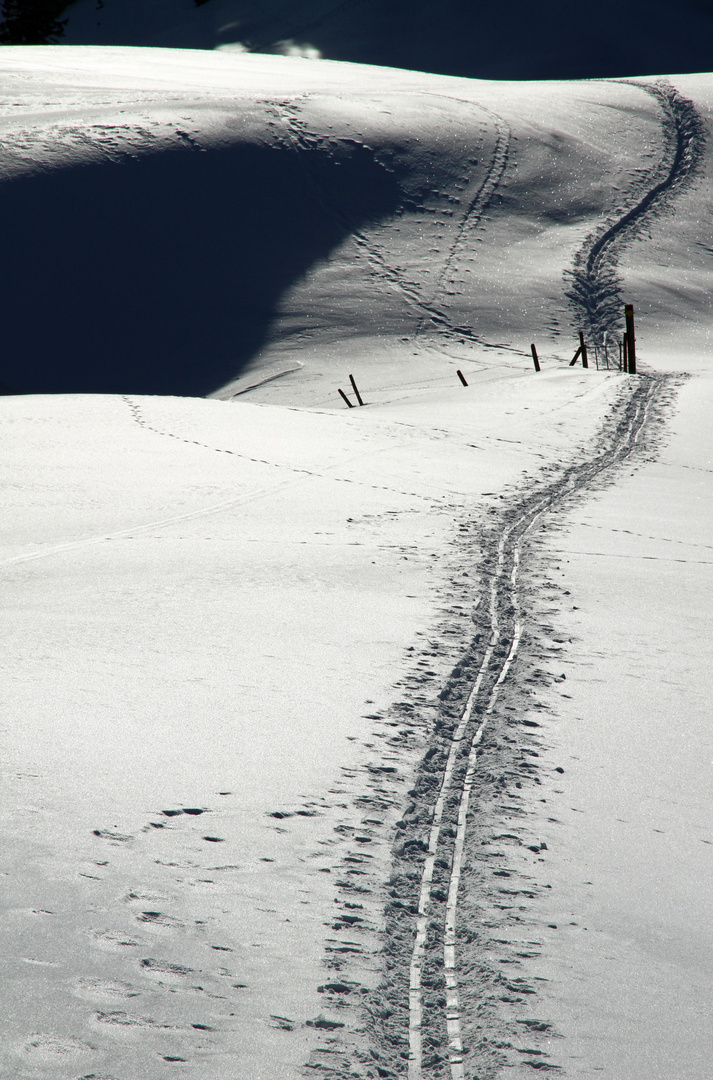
[1,45,712,1080]
[1,47,711,399]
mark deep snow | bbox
[1,45,712,1080]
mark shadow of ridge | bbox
[0,139,403,397]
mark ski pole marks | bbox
[567,81,705,347]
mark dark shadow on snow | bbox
[0,139,402,396]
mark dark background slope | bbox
[51,0,713,79]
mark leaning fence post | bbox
[457,369,468,386]
[338,388,354,408]
[530,344,541,372]
[579,331,589,369]
[624,304,637,374]
[349,374,364,406]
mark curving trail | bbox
[362,372,665,1080]
[119,395,465,505]
[567,81,705,350]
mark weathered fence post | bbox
[579,331,589,369]
[624,304,637,374]
[530,344,541,372]
[349,374,365,406]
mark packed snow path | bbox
[349,377,663,1080]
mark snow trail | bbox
[279,97,511,348]
[414,105,511,343]
[567,81,705,349]
[382,373,664,1080]
[121,395,456,503]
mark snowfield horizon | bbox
[1,46,712,1080]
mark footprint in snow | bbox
[74,977,142,1000]
[92,829,134,843]
[20,1033,94,1057]
[94,1010,167,1029]
[140,957,195,978]
[306,1015,345,1030]
[90,928,146,950]
[136,911,184,931]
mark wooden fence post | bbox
[622,332,629,373]
[457,369,468,386]
[579,331,589,369]
[338,388,354,408]
[349,374,364,406]
[624,304,637,374]
[530,344,541,372]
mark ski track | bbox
[408,377,659,1080]
[277,100,511,349]
[230,360,305,396]
[304,372,662,1080]
[567,80,705,349]
[3,78,696,1080]
[413,105,511,343]
[120,395,458,504]
[2,394,466,570]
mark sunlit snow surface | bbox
[0,48,712,1080]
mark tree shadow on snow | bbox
[0,139,402,396]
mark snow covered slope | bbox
[1,372,629,1080]
[1,48,712,399]
[1,45,712,1080]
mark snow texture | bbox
[0,45,712,1080]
